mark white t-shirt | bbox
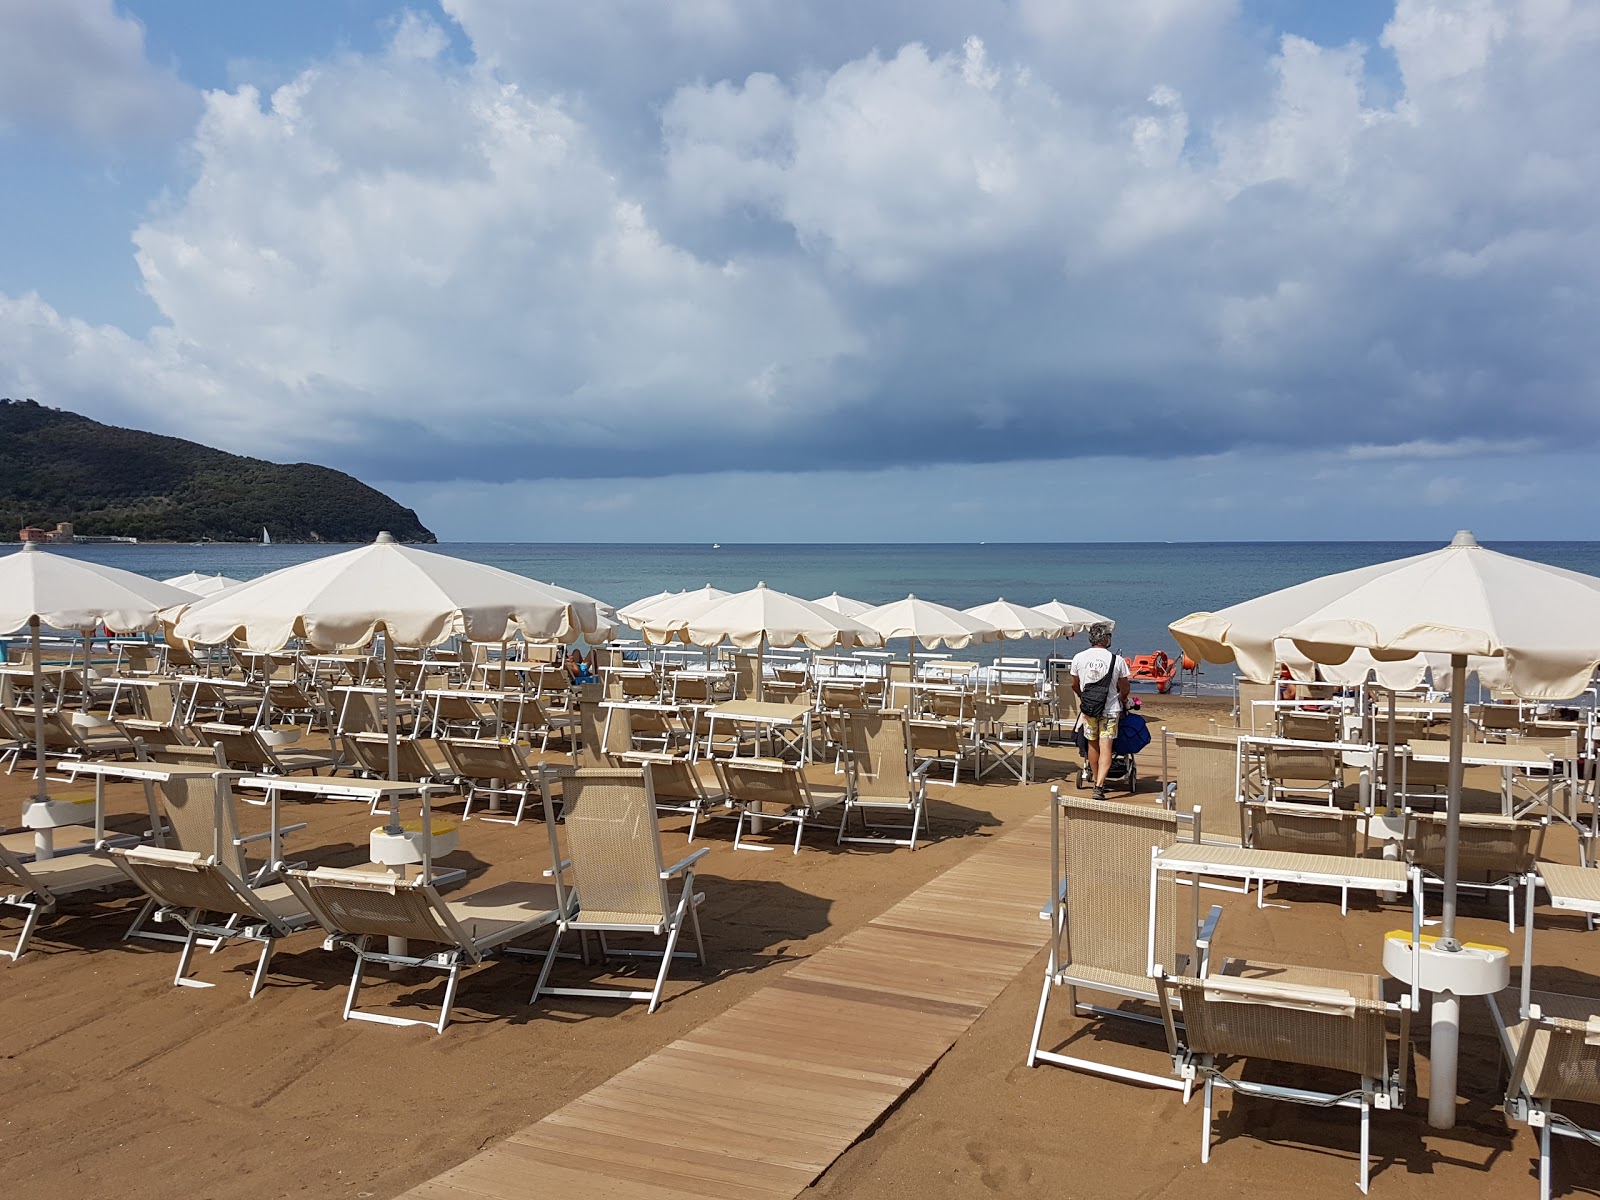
[1070,647,1130,719]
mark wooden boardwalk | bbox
[403,813,1052,1200]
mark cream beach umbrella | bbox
[811,592,875,620]
[687,583,883,700]
[630,584,730,645]
[1032,600,1112,637]
[616,589,679,624]
[174,533,613,874]
[1178,531,1600,1130]
[859,595,1000,679]
[964,598,1070,640]
[0,543,198,816]
[162,571,244,598]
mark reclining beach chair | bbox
[195,721,342,776]
[110,844,315,996]
[440,738,541,824]
[0,843,129,960]
[1027,791,1221,1086]
[1406,812,1546,931]
[1157,959,1411,1194]
[1242,801,1366,914]
[614,751,727,840]
[839,709,930,849]
[286,866,564,1032]
[711,757,848,854]
[907,716,975,787]
[1167,732,1244,846]
[1279,710,1341,742]
[533,767,707,1013]
[1263,744,1343,805]
[343,733,455,806]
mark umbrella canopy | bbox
[963,598,1070,640]
[811,591,875,619]
[1031,599,1112,637]
[616,589,680,623]
[1,543,198,634]
[858,595,999,650]
[629,584,730,645]
[1277,531,1600,700]
[686,583,884,650]
[161,571,245,598]
[173,533,611,651]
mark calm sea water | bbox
[12,540,1600,692]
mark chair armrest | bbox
[234,821,308,846]
[259,728,302,747]
[542,858,573,878]
[661,846,711,878]
[1196,903,1223,973]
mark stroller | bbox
[1072,707,1152,796]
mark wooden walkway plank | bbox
[398,813,1052,1200]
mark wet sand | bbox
[1,695,1594,1199]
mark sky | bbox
[0,0,1596,543]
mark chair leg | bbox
[1026,972,1054,1067]
[1359,1089,1371,1194]
[688,899,706,965]
[530,925,564,1004]
[436,963,462,1033]
[173,923,206,987]
[123,896,157,941]
[249,938,275,999]
[1201,1073,1214,1164]
[793,810,805,855]
[648,903,690,1014]
[1540,1118,1552,1200]
[342,940,368,1022]
[4,899,43,962]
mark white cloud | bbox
[0,0,195,143]
[0,0,1596,538]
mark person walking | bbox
[1070,623,1131,799]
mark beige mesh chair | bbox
[110,845,315,996]
[1392,747,1450,811]
[839,709,929,849]
[1168,732,1244,846]
[286,866,564,1032]
[534,766,707,1013]
[711,757,848,854]
[195,721,341,775]
[731,653,762,701]
[1263,744,1343,805]
[1236,679,1275,732]
[1157,960,1412,1194]
[1478,703,1523,740]
[1406,813,1547,931]
[440,738,541,824]
[0,843,128,960]
[1027,792,1222,1087]
[614,751,727,839]
[907,716,975,786]
[1279,711,1340,742]
[343,734,456,813]
[1243,802,1366,914]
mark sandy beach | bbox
[1,695,1595,1200]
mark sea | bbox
[10,539,1600,694]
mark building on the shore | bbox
[17,522,73,544]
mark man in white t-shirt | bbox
[1070,623,1131,799]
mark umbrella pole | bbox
[1385,689,1397,813]
[1426,652,1469,1131]
[30,617,46,806]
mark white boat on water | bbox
[261,527,271,545]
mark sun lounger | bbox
[1243,801,1366,913]
[1406,812,1546,931]
[533,766,707,1013]
[0,843,129,960]
[110,845,316,996]
[1027,791,1221,1087]
[839,709,929,849]
[286,866,564,1032]
[711,756,847,854]
[1157,959,1411,1194]
[194,721,342,776]
[440,738,541,824]
[1166,732,1243,845]
[613,751,727,840]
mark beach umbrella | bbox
[1175,531,1600,1130]
[811,592,875,619]
[629,584,730,645]
[161,571,245,598]
[616,589,679,624]
[1032,599,1112,637]
[0,543,198,814]
[964,598,1069,640]
[858,595,999,682]
[686,583,883,700]
[174,533,614,874]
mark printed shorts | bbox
[1082,713,1120,742]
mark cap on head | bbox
[1089,623,1113,648]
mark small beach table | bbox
[704,700,813,765]
[1406,738,1570,822]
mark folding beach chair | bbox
[440,738,541,824]
[839,709,929,849]
[0,843,129,960]
[194,721,342,776]
[1027,792,1221,1087]
[110,844,316,996]
[907,717,975,787]
[1167,732,1244,846]
[1489,988,1600,1200]
[1157,959,1411,1194]
[1263,744,1343,805]
[286,866,564,1032]
[613,751,727,840]
[712,757,848,854]
[1279,711,1341,742]
[533,766,707,1013]
[1242,801,1366,914]
[1406,812,1546,930]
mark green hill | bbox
[0,399,435,543]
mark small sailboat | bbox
[711,543,721,549]
[260,527,271,545]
